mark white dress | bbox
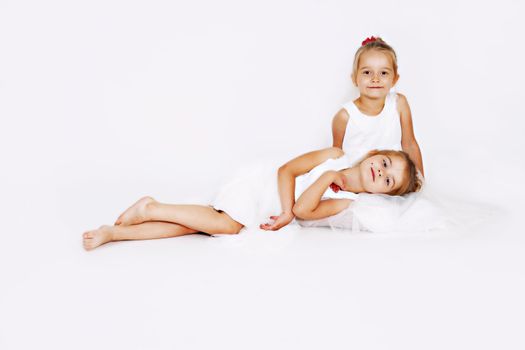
[341,90,402,165]
[210,154,487,234]
[211,155,358,231]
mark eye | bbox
[386,178,390,186]
[363,70,370,75]
[383,159,387,167]
[381,71,389,76]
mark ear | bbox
[392,74,400,87]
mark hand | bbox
[259,212,295,231]
[330,171,347,192]
[330,183,341,193]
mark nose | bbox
[377,169,382,177]
[372,72,380,82]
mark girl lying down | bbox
[82,147,421,250]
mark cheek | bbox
[365,179,380,192]
[369,180,385,192]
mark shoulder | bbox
[333,108,350,122]
[396,92,409,106]
[395,92,411,115]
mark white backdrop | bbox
[1,1,524,349]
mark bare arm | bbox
[397,93,425,177]
[292,171,352,221]
[332,108,349,149]
[261,147,344,230]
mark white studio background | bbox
[1,1,524,350]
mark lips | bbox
[371,167,375,181]
[368,86,383,89]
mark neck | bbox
[355,95,386,115]
[340,166,366,193]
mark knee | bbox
[214,212,243,234]
[292,205,310,220]
[224,222,243,234]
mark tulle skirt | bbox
[298,182,496,233]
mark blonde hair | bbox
[361,149,422,196]
[352,37,398,81]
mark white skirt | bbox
[210,160,281,228]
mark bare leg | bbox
[114,196,155,226]
[115,196,244,235]
[82,221,198,251]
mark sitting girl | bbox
[82,147,421,250]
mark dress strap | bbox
[385,90,398,112]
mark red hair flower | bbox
[361,36,377,46]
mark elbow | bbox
[402,140,419,151]
[278,164,291,176]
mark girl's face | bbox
[359,154,407,194]
[353,50,399,98]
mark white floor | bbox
[0,181,523,350]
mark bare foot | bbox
[83,225,114,251]
[114,196,155,226]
